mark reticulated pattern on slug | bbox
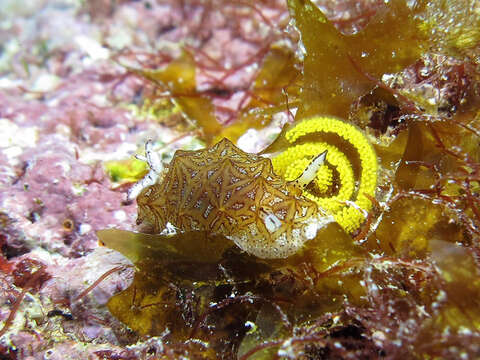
[272,116,378,233]
[136,138,322,259]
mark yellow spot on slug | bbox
[272,116,378,233]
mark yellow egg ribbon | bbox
[272,116,378,233]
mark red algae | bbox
[1,0,480,359]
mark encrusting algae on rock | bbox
[130,116,377,259]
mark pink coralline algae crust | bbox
[1,116,139,257]
[0,1,169,358]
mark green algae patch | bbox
[371,197,465,257]
[104,158,148,183]
[218,46,301,143]
[413,240,480,353]
[98,225,366,355]
[97,229,233,265]
[99,229,235,338]
[287,0,429,119]
[131,52,222,141]
[429,240,480,331]
[287,0,479,122]
[418,0,480,58]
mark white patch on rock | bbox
[31,73,60,92]
[0,118,39,165]
[79,223,92,235]
[74,35,109,61]
[113,210,127,222]
[55,160,71,175]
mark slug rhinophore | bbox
[128,116,378,259]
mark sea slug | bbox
[128,116,377,258]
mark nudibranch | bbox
[128,116,377,259]
[272,116,378,233]
[129,138,333,259]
